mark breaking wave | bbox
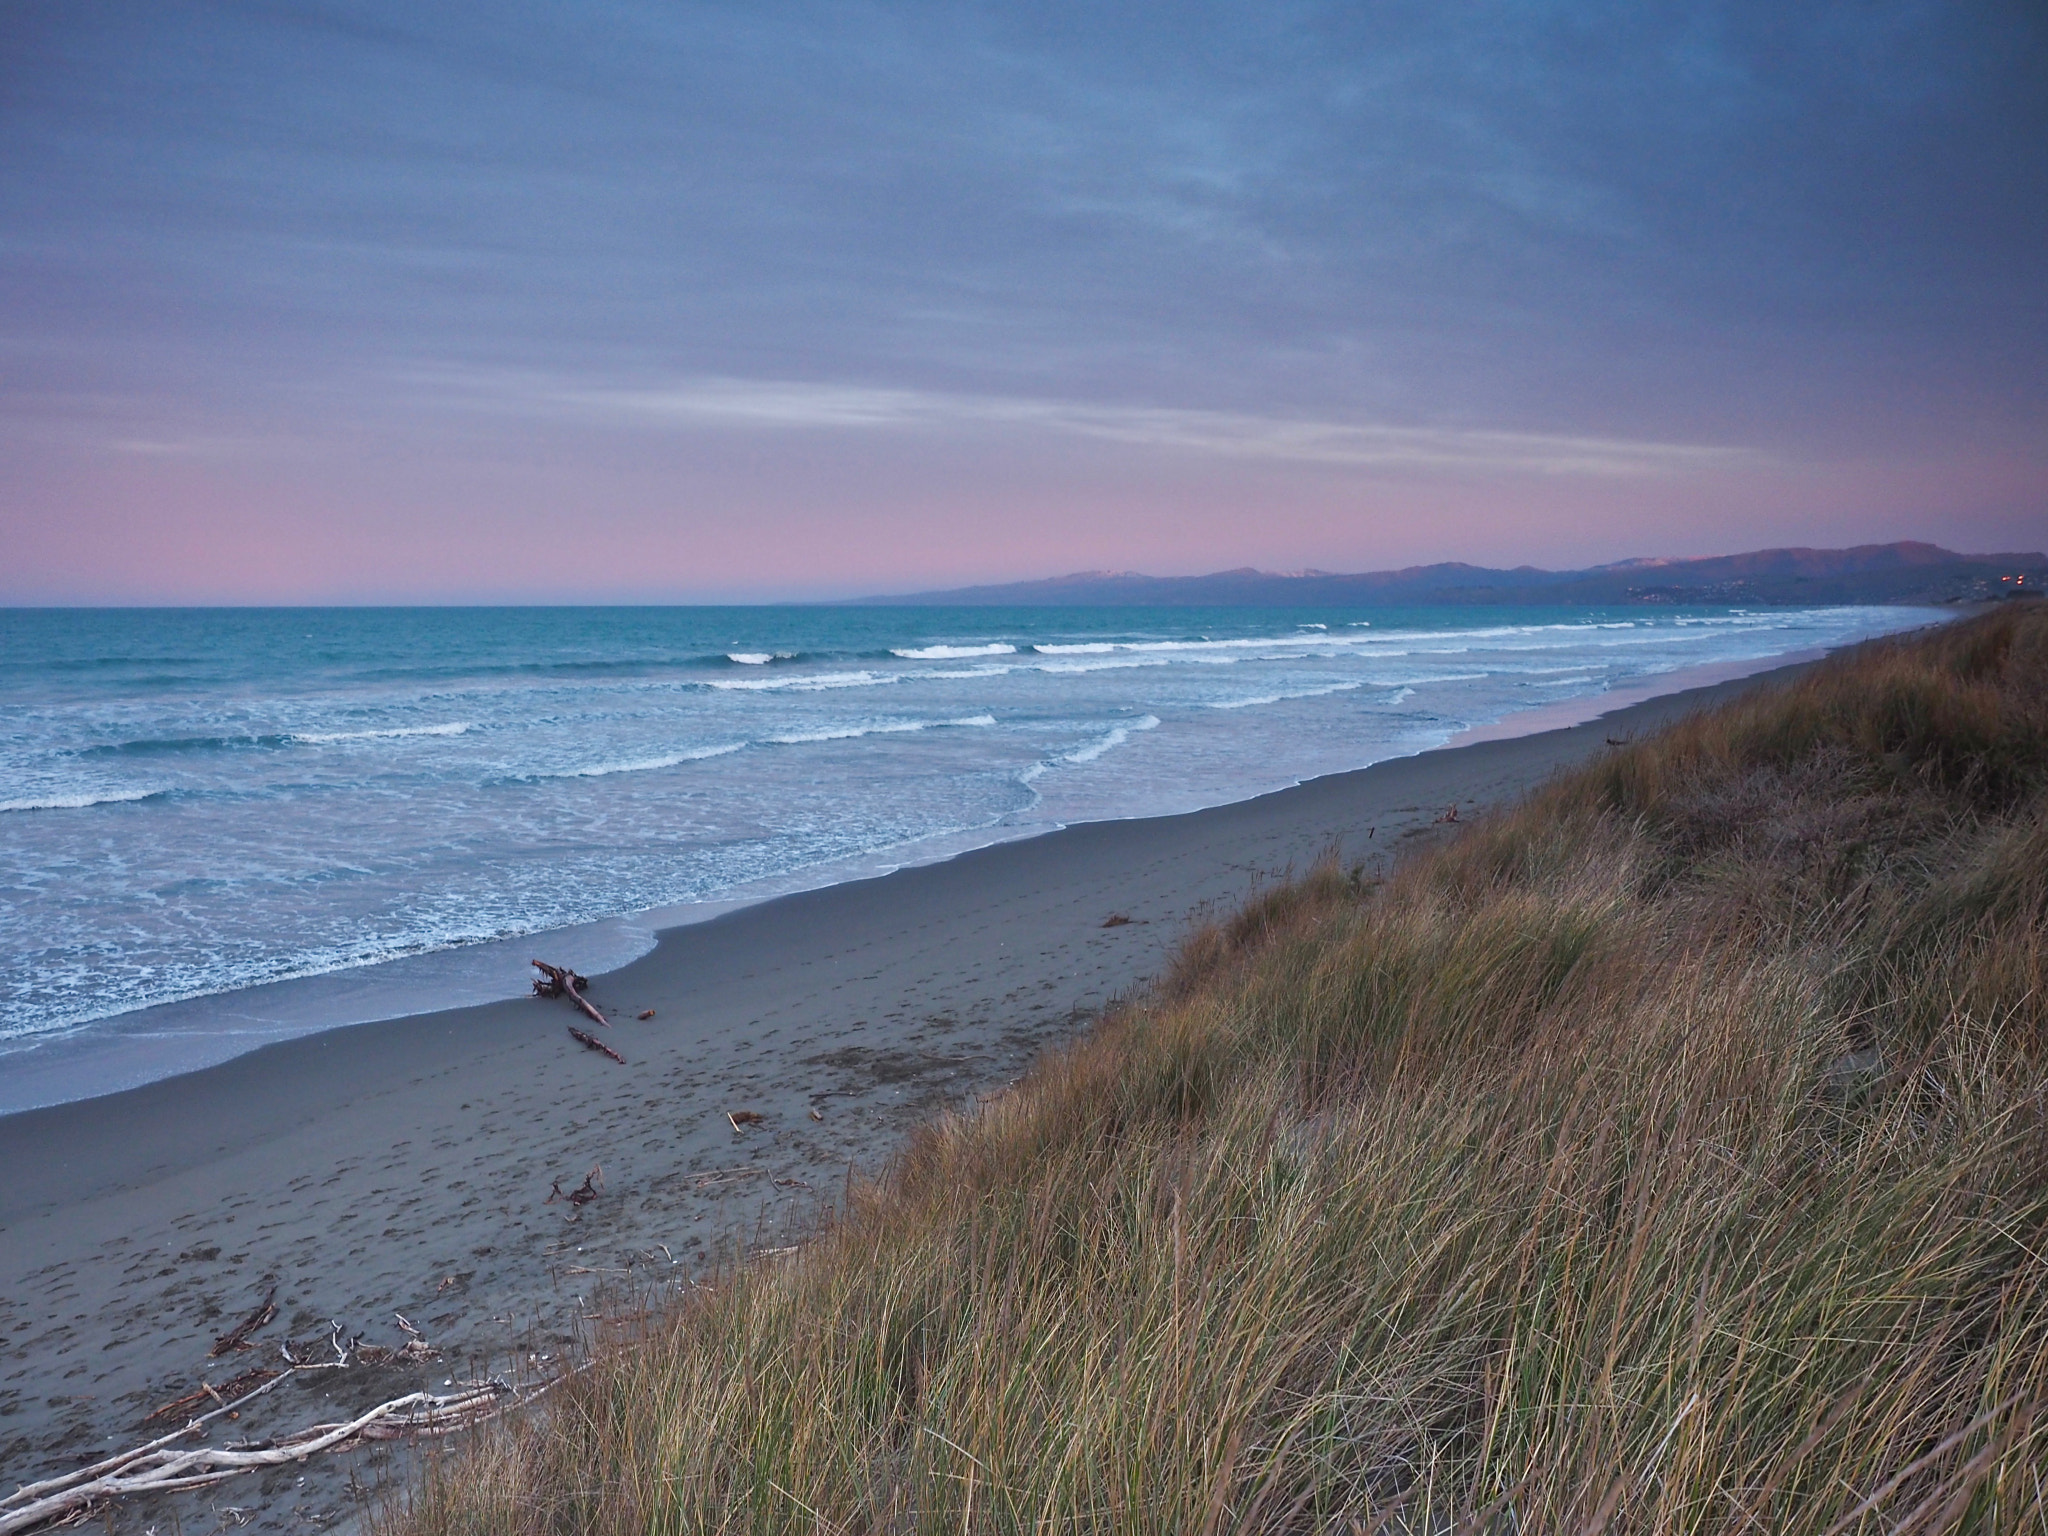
[768,715,998,745]
[1,788,166,814]
[1064,714,1160,764]
[291,722,472,744]
[530,743,747,780]
[890,643,1018,660]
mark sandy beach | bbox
[0,664,1808,1530]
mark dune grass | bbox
[393,604,2048,1534]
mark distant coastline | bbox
[858,539,2046,608]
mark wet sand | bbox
[0,664,1805,1531]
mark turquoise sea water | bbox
[0,603,1939,1053]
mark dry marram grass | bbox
[390,604,2048,1534]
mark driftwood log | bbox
[531,960,607,1027]
[0,1352,572,1536]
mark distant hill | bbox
[859,542,2046,607]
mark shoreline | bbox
[0,640,1866,1119]
[0,656,1841,1530]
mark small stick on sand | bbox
[567,1025,625,1064]
[206,1286,277,1358]
[547,1166,604,1206]
[531,960,607,1027]
[141,1367,278,1426]
[691,1165,768,1189]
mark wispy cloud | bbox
[431,370,1753,479]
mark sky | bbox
[2,1,2043,603]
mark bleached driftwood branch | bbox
[0,1348,569,1535]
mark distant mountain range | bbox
[860,542,2046,608]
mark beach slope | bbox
[387,603,2048,1533]
[3,662,1835,1529]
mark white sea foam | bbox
[1085,634,1309,654]
[1207,681,1363,710]
[1040,630,1499,658]
[291,722,472,744]
[706,669,893,692]
[890,643,1018,659]
[1037,632,1376,658]
[1064,714,1160,764]
[0,787,164,813]
[768,715,997,745]
[1031,656,1172,675]
[546,743,746,779]
[727,653,774,665]
[1021,618,1746,671]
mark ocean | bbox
[0,602,1941,1097]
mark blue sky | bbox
[2,1,2042,600]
